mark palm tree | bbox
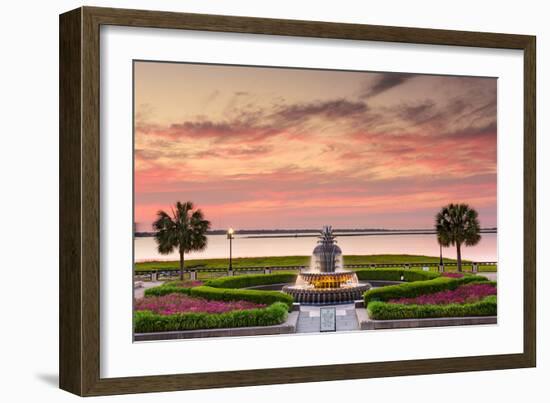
[152,201,211,280]
[435,203,481,272]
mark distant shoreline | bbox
[135,228,498,238]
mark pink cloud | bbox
[134,66,497,231]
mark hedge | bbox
[363,275,491,305]
[190,286,294,309]
[144,283,192,297]
[367,295,497,320]
[355,268,439,282]
[205,273,297,289]
[134,301,289,333]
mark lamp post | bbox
[437,234,444,272]
[227,228,234,274]
[438,240,445,273]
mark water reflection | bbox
[135,232,497,262]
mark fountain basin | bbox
[282,270,371,304]
[282,284,371,304]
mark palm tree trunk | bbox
[179,248,185,281]
[456,243,462,272]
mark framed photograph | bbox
[59,6,536,396]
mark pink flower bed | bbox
[389,283,496,305]
[441,272,464,278]
[135,293,266,315]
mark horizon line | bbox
[135,227,498,234]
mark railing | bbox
[134,261,497,281]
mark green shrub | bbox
[143,280,207,297]
[134,302,289,333]
[355,268,439,282]
[144,285,192,297]
[367,295,497,320]
[205,273,297,289]
[363,275,490,304]
[475,280,497,287]
[190,286,294,309]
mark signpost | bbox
[320,307,337,332]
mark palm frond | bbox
[434,203,482,248]
[152,201,211,255]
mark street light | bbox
[437,235,444,272]
[227,228,234,273]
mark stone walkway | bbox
[133,281,164,299]
[478,272,497,281]
[296,304,359,333]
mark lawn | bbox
[135,255,310,271]
[135,254,497,272]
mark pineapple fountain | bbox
[282,226,371,304]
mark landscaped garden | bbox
[364,274,497,320]
[134,273,294,333]
[134,268,497,335]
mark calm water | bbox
[135,232,497,263]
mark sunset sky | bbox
[134,61,497,231]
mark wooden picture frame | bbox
[59,6,536,396]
